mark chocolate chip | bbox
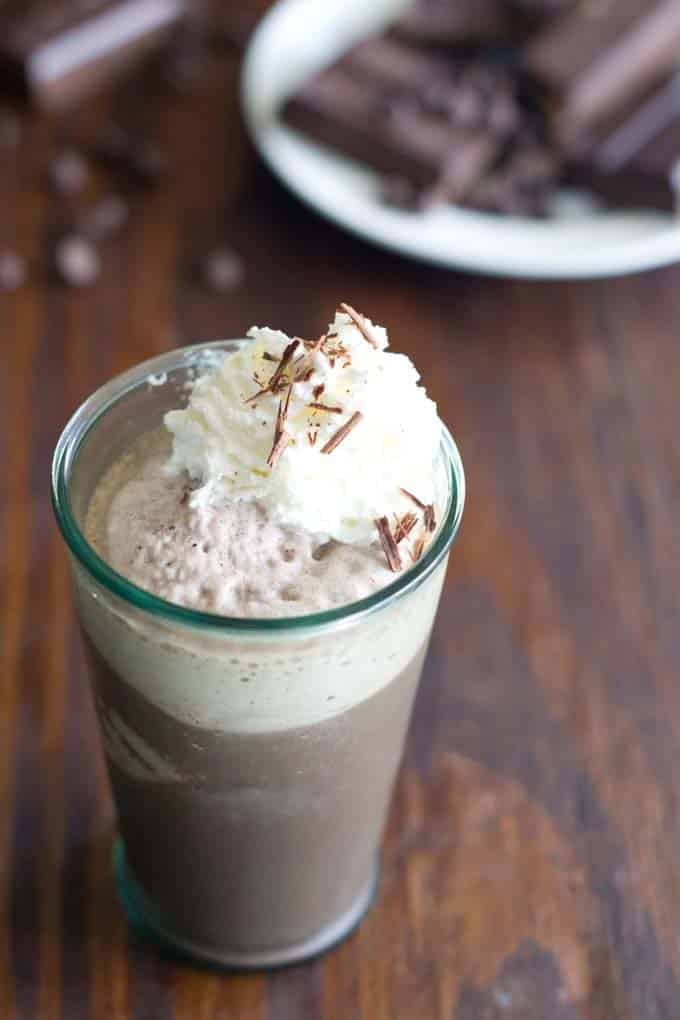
[118,141,167,188]
[94,125,167,188]
[82,194,129,240]
[54,235,100,287]
[0,251,27,292]
[49,149,89,195]
[202,248,244,292]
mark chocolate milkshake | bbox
[52,307,465,967]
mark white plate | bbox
[241,0,680,279]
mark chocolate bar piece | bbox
[283,0,680,218]
[346,36,456,92]
[523,0,680,143]
[283,66,499,199]
[504,0,576,42]
[0,0,185,110]
[565,73,680,211]
[509,0,575,20]
[392,0,509,44]
[511,0,574,10]
[346,38,521,136]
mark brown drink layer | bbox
[85,634,427,953]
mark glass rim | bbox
[51,340,465,634]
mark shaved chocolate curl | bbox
[375,516,403,572]
[339,303,379,348]
[320,411,363,454]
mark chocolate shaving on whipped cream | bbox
[375,516,403,572]
[309,402,343,414]
[320,411,363,454]
[401,487,436,533]
[400,487,427,510]
[267,431,290,468]
[410,536,426,564]
[267,384,293,468]
[340,302,379,349]
[393,511,418,544]
[377,496,436,569]
[246,338,300,403]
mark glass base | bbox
[113,839,379,971]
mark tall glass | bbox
[51,342,465,969]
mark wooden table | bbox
[2,17,680,1020]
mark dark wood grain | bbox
[2,8,680,1018]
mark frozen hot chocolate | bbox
[53,305,464,968]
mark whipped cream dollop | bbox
[164,307,441,546]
